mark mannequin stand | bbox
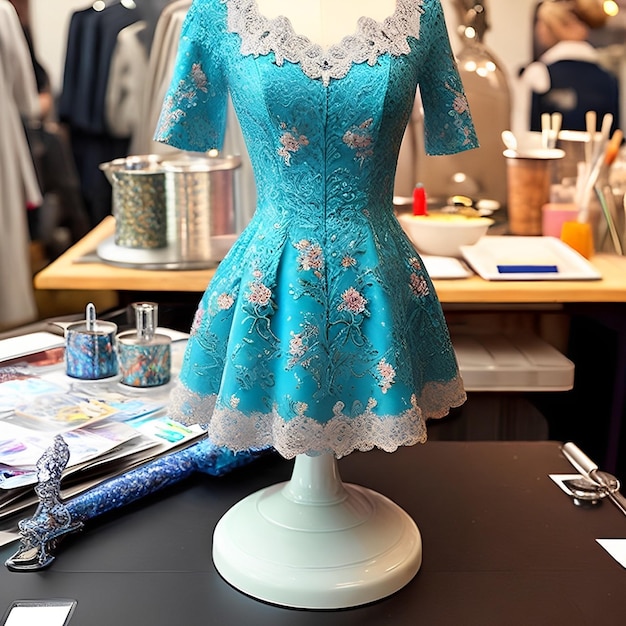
[212,453,422,609]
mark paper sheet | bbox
[596,539,626,569]
[551,474,626,569]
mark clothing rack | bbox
[58,1,142,226]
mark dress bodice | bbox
[157,0,476,227]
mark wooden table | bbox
[34,216,626,304]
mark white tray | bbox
[421,255,472,279]
[460,236,601,281]
[451,331,574,391]
[97,235,237,270]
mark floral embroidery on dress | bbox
[343,118,374,165]
[293,401,309,416]
[288,332,306,364]
[408,257,422,270]
[246,280,272,306]
[238,269,278,344]
[338,287,368,315]
[294,240,324,276]
[190,305,205,335]
[277,122,310,165]
[288,324,318,369]
[155,94,184,142]
[190,63,209,93]
[341,255,357,268]
[155,62,209,141]
[409,273,430,297]
[377,358,397,393]
[446,82,469,115]
[444,82,473,146]
[408,259,429,297]
[217,293,235,310]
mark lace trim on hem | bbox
[224,0,423,86]
[168,378,465,459]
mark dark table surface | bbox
[1,441,625,626]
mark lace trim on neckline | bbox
[224,0,424,86]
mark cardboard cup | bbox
[506,156,553,235]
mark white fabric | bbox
[106,21,149,139]
[520,61,551,95]
[0,0,41,328]
[538,40,600,67]
[130,0,192,156]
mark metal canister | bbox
[100,155,167,249]
[162,155,241,263]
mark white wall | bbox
[30,0,540,96]
[442,0,536,80]
[486,2,539,76]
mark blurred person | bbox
[9,0,90,256]
[520,0,620,133]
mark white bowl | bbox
[397,213,494,257]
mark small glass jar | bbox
[65,304,118,380]
[117,303,171,387]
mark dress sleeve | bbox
[154,1,228,152]
[418,0,479,156]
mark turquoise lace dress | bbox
[155,0,478,458]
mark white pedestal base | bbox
[212,454,422,609]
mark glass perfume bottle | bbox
[117,302,171,387]
[65,303,118,380]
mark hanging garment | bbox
[58,2,140,226]
[0,0,41,328]
[155,0,477,459]
[130,0,192,155]
[106,20,149,139]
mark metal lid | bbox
[161,154,242,173]
[99,155,164,183]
